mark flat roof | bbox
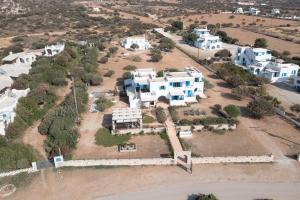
[112,108,142,122]
[0,64,31,77]
[0,75,13,91]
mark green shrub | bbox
[195,193,219,200]
[95,128,130,147]
[159,37,175,52]
[99,57,108,64]
[254,38,268,48]
[123,65,137,71]
[214,49,232,58]
[109,46,118,54]
[122,71,132,79]
[168,106,179,122]
[224,104,241,118]
[104,70,115,77]
[155,107,167,123]
[247,98,274,119]
[95,97,114,112]
[150,49,162,62]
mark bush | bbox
[290,104,300,116]
[95,128,130,147]
[247,98,274,119]
[168,106,179,122]
[122,71,132,79]
[104,70,115,77]
[155,107,167,123]
[109,46,118,54]
[195,193,219,200]
[214,49,232,58]
[171,20,183,30]
[95,97,114,112]
[99,57,108,64]
[159,37,175,52]
[183,32,198,43]
[224,104,241,118]
[150,49,162,62]
[130,43,139,50]
[130,55,142,62]
[254,38,268,48]
[123,65,137,71]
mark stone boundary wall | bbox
[192,155,274,164]
[0,168,36,178]
[113,127,165,135]
[59,158,175,167]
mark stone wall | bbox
[192,155,274,164]
[113,127,165,135]
[0,168,36,178]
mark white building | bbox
[192,28,222,50]
[235,47,299,82]
[124,67,204,108]
[271,8,280,16]
[121,36,151,50]
[235,7,244,14]
[0,88,30,136]
[248,7,260,15]
[0,50,43,79]
[0,75,13,93]
[44,43,65,57]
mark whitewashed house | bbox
[124,67,204,108]
[121,36,151,50]
[0,88,30,136]
[0,75,13,93]
[271,8,280,16]
[235,47,299,82]
[248,7,260,15]
[235,7,244,14]
[192,28,222,50]
[44,43,65,57]
[0,50,43,79]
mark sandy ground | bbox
[267,83,300,111]
[222,27,300,56]
[8,162,300,200]
[161,13,300,27]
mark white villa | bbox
[121,36,151,50]
[192,28,222,50]
[235,47,299,82]
[124,67,204,108]
[248,7,260,15]
[0,88,30,136]
[44,43,65,57]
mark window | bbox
[195,77,200,82]
[194,88,198,92]
[282,73,287,77]
[186,81,190,87]
[159,86,165,90]
[172,82,181,87]
[292,70,297,75]
[187,90,193,97]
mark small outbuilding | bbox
[112,108,143,134]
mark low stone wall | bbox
[180,124,237,132]
[113,127,165,135]
[59,158,174,167]
[0,168,36,178]
[192,155,274,164]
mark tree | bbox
[254,38,268,48]
[195,193,219,200]
[290,104,300,117]
[130,43,139,50]
[150,49,162,62]
[183,32,198,44]
[159,37,175,52]
[171,20,183,30]
[224,104,241,118]
[247,98,274,119]
[155,107,167,123]
[214,49,232,58]
[109,47,118,54]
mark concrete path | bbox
[165,115,183,154]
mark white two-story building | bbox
[124,67,205,108]
[235,47,299,82]
[44,43,65,57]
[121,36,151,50]
[192,28,222,50]
[248,7,260,15]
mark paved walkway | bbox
[165,115,183,153]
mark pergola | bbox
[112,108,143,131]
